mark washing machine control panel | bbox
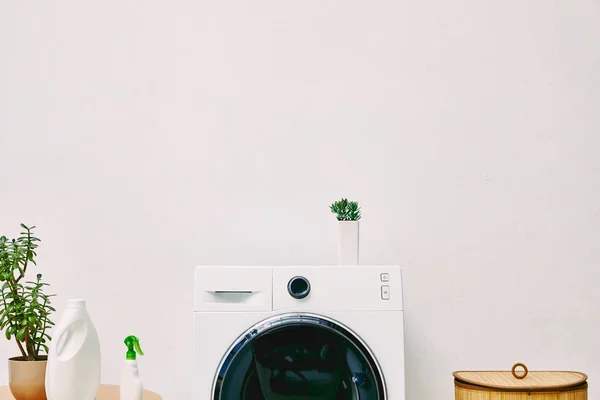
[270,266,403,311]
[286,273,394,301]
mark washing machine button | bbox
[288,276,311,299]
[380,273,389,282]
[381,285,390,300]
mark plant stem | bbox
[14,338,26,359]
[35,297,48,356]
[0,284,26,358]
[15,229,31,285]
[25,328,36,360]
[6,241,30,358]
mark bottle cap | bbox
[124,335,144,360]
[66,299,86,309]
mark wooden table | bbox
[0,384,162,399]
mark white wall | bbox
[1,0,600,398]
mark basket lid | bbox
[453,363,588,391]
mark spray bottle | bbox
[120,335,144,400]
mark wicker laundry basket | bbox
[453,363,588,400]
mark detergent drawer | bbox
[194,266,273,312]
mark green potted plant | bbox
[0,224,55,400]
[330,198,361,265]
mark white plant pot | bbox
[338,221,359,266]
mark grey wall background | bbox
[1,1,599,398]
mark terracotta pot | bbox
[8,356,47,400]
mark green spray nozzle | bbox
[124,335,144,360]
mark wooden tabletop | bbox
[0,384,162,399]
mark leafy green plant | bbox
[330,198,361,221]
[0,224,55,361]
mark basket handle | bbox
[511,363,528,379]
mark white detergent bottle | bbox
[120,335,144,400]
[45,299,101,400]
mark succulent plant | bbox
[0,224,55,361]
[330,198,361,221]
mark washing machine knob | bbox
[287,276,311,299]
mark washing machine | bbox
[193,265,405,399]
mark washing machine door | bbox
[213,314,386,400]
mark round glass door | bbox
[213,314,386,400]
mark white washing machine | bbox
[193,266,405,400]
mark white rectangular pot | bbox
[338,221,359,266]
